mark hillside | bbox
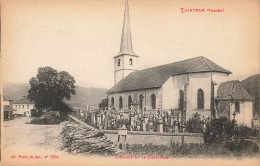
[241,74,260,116]
[3,82,107,107]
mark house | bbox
[13,96,35,117]
[216,80,254,126]
[2,94,14,119]
[106,0,255,126]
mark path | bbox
[2,117,70,165]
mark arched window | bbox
[197,89,204,109]
[139,94,143,110]
[179,90,184,110]
[119,96,123,109]
[128,95,132,108]
[129,58,133,65]
[151,94,156,109]
[111,97,114,107]
[118,59,121,66]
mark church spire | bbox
[118,0,137,56]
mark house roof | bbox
[108,56,231,93]
[216,80,254,101]
[13,97,35,104]
[3,94,13,101]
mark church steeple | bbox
[118,0,136,56]
[114,0,139,85]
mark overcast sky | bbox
[2,0,259,89]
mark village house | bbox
[107,0,254,126]
[216,80,254,126]
[2,94,14,119]
[13,96,35,117]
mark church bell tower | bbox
[114,0,139,85]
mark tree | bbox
[98,98,108,110]
[28,67,76,115]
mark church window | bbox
[129,58,133,65]
[197,89,204,109]
[118,59,121,66]
[151,94,156,109]
[179,90,184,110]
[235,102,240,113]
[111,97,114,107]
[119,96,123,109]
[128,95,132,108]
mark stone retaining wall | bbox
[68,115,204,147]
[103,130,204,146]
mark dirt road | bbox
[2,117,70,165]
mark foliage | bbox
[98,98,108,110]
[185,113,204,133]
[126,143,171,156]
[126,141,259,158]
[203,117,259,154]
[116,118,130,129]
[234,125,252,140]
[163,124,170,132]
[28,67,76,114]
[30,109,42,117]
[203,116,234,144]
[225,125,259,153]
[29,114,62,125]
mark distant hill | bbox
[3,81,107,107]
[241,74,260,116]
[70,86,108,107]
[3,82,30,100]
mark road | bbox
[2,117,69,165]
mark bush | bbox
[234,125,252,140]
[203,117,259,154]
[29,114,62,124]
[203,116,234,144]
[185,113,204,133]
[30,109,42,117]
[225,125,259,153]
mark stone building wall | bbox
[108,88,161,110]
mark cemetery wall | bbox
[68,115,204,146]
[103,130,204,146]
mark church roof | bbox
[108,56,231,93]
[216,80,254,101]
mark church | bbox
[107,0,254,126]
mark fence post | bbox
[117,125,128,151]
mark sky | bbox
[1,0,259,89]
